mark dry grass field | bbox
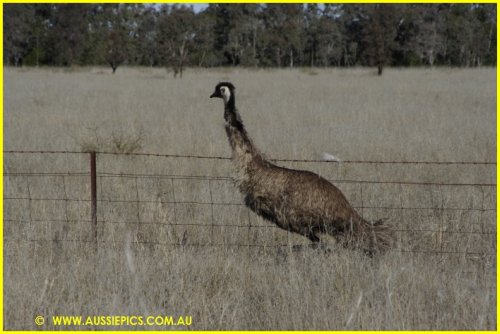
[3,67,496,330]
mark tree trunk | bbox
[428,48,435,66]
[377,64,383,76]
[109,62,117,73]
[36,36,39,67]
[487,21,493,53]
[252,27,257,65]
[199,50,206,67]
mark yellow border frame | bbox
[1,3,3,334]
[0,1,497,333]
[1,0,499,3]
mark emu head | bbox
[210,82,235,104]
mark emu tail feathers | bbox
[341,218,394,254]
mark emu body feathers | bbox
[210,82,393,253]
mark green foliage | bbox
[3,4,497,69]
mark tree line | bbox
[4,4,496,75]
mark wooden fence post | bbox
[90,152,97,245]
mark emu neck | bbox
[224,97,259,164]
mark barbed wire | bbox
[4,218,496,236]
[5,171,496,187]
[4,196,495,212]
[4,149,497,165]
[4,172,89,177]
[4,149,496,259]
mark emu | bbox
[210,82,393,254]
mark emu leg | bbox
[291,231,320,252]
[307,231,320,243]
[307,231,333,254]
[307,232,320,249]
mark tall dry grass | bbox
[3,67,496,330]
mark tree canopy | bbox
[4,4,496,71]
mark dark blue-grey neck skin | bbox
[223,91,239,127]
[222,90,256,155]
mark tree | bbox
[191,9,216,67]
[470,4,496,66]
[416,5,446,66]
[362,4,399,75]
[2,3,496,69]
[102,5,131,73]
[158,5,196,77]
[441,4,479,66]
[442,4,496,66]
[305,4,344,67]
[209,4,262,66]
[135,6,159,66]
[261,4,305,67]
[4,4,36,66]
[339,4,367,66]
[392,5,420,66]
[106,30,127,73]
[304,4,321,66]
[226,5,261,66]
[45,4,90,66]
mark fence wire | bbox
[3,150,497,258]
[4,149,497,165]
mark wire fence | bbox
[4,149,497,165]
[3,150,497,259]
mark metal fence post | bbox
[90,151,97,244]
